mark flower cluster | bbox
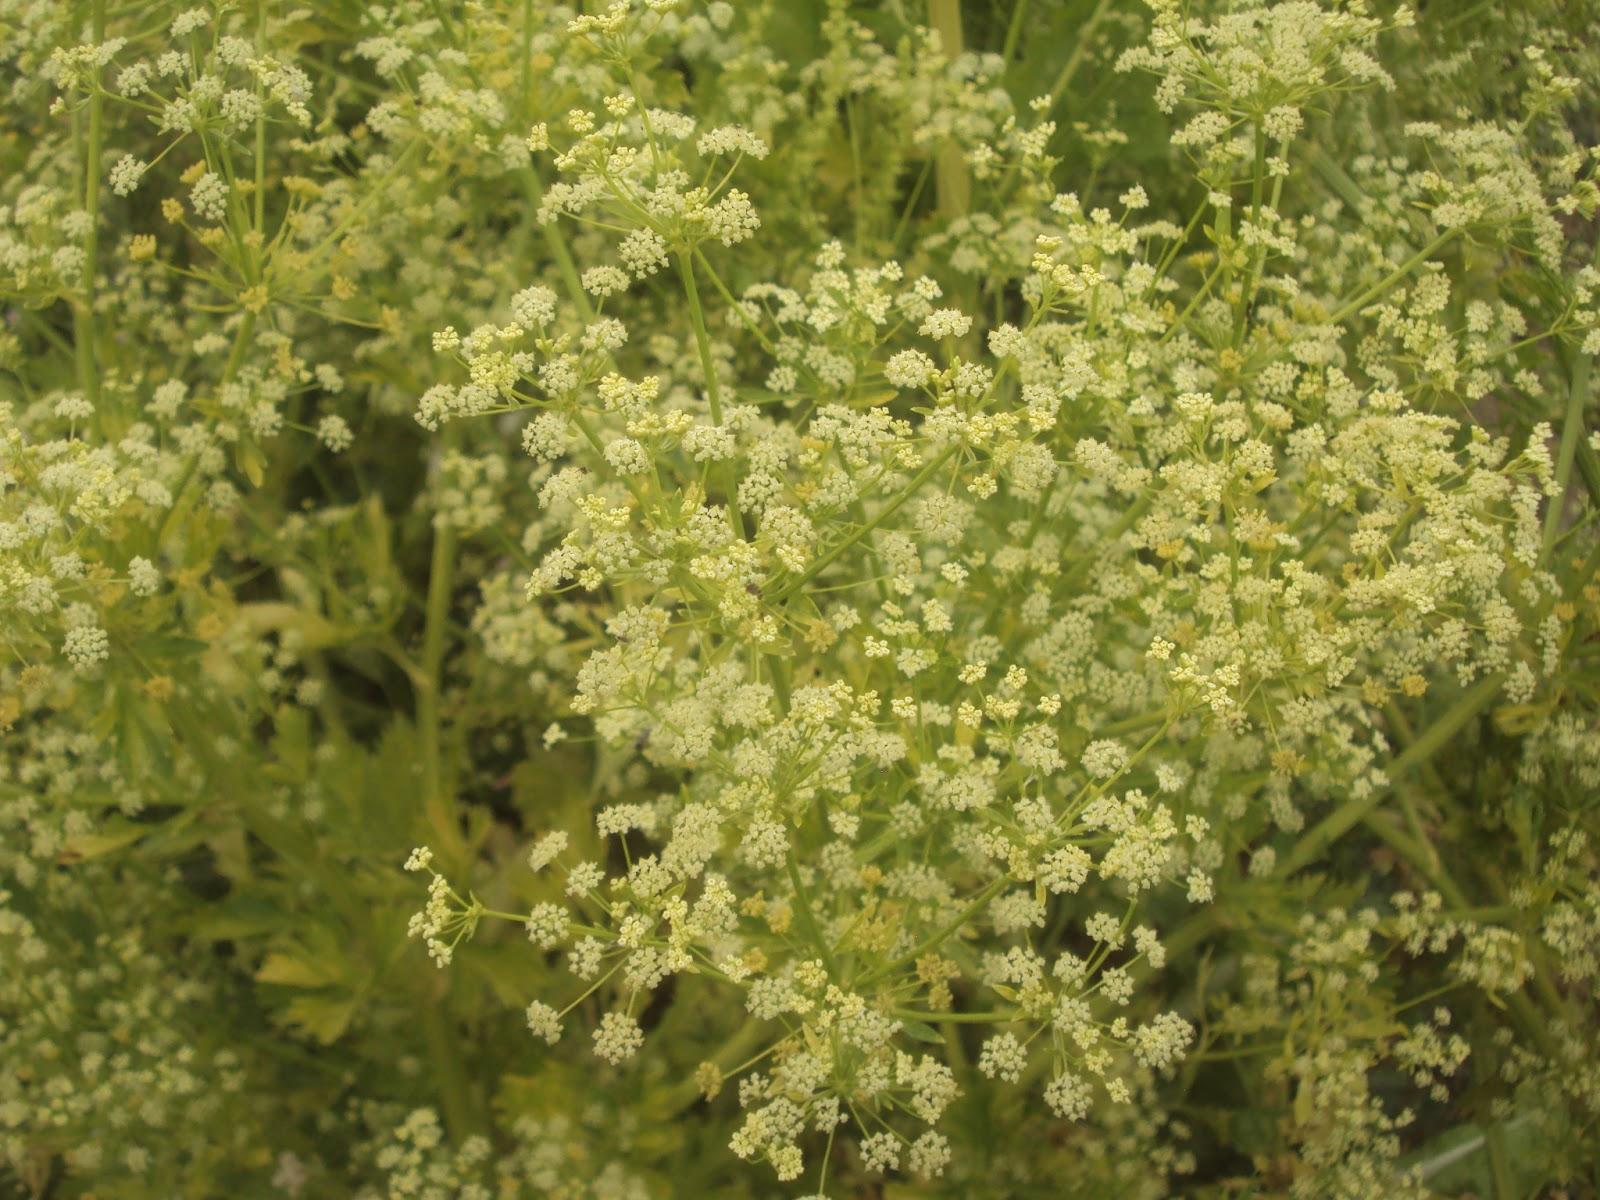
[5,0,1600,1195]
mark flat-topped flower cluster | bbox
[4,0,1599,1195]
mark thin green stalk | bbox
[891,157,933,250]
[675,251,724,427]
[253,0,267,240]
[860,874,1008,985]
[1000,0,1030,63]
[1232,122,1270,348]
[1045,0,1113,105]
[1280,673,1504,876]
[893,1008,1016,1024]
[787,859,835,973]
[522,171,594,323]
[75,0,107,408]
[658,1021,774,1116]
[692,246,775,354]
[1542,345,1590,560]
[1158,254,1225,345]
[675,249,744,537]
[775,443,961,602]
[519,0,533,123]
[1328,230,1457,324]
[1060,493,1152,586]
[419,431,465,866]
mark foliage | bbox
[2,0,1600,1196]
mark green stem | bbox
[1232,123,1272,348]
[519,0,533,123]
[657,1020,773,1116]
[675,251,723,426]
[776,444,960,602]
[1542,344,1590,560]
[893,1008,1016,1024]
[787,859,835,973]
[692,247,775,353]
[253,0,267,240]
[1361,809,1467,907]
[1159,254,1225,346]
[75,0,106,408]
[1329,230,1457,324]
[1061,493,1152,586]
[675,249,744,537]
[861,874,1007,985]
[523,171,594,323]
[1045,0,1113,105]
[419,432,464,865]
[422,995,473,1139]
[1279,673,1504,876]
[1484,1117,1516,1200]
[1000,0,1030,63]
[927,0,970,221]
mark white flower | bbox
[316,415,353,452]
[63,625,110,670]
[525,1000,563,1044]
[403,847,434,872]
[109,154,148,196]
[527,832,569,872]
[128,556,161,596]
[885,350,937,389]
[918,309,972,340]
[592,1011,644,1064]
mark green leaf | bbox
[279,993,358,1044]
[236,439,266,487]
[256,951,342,989]
[58,819,149,862]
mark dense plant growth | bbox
[3,0,1600,1195]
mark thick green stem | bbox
[1361,809,1466,906]
[927,0,970,221]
